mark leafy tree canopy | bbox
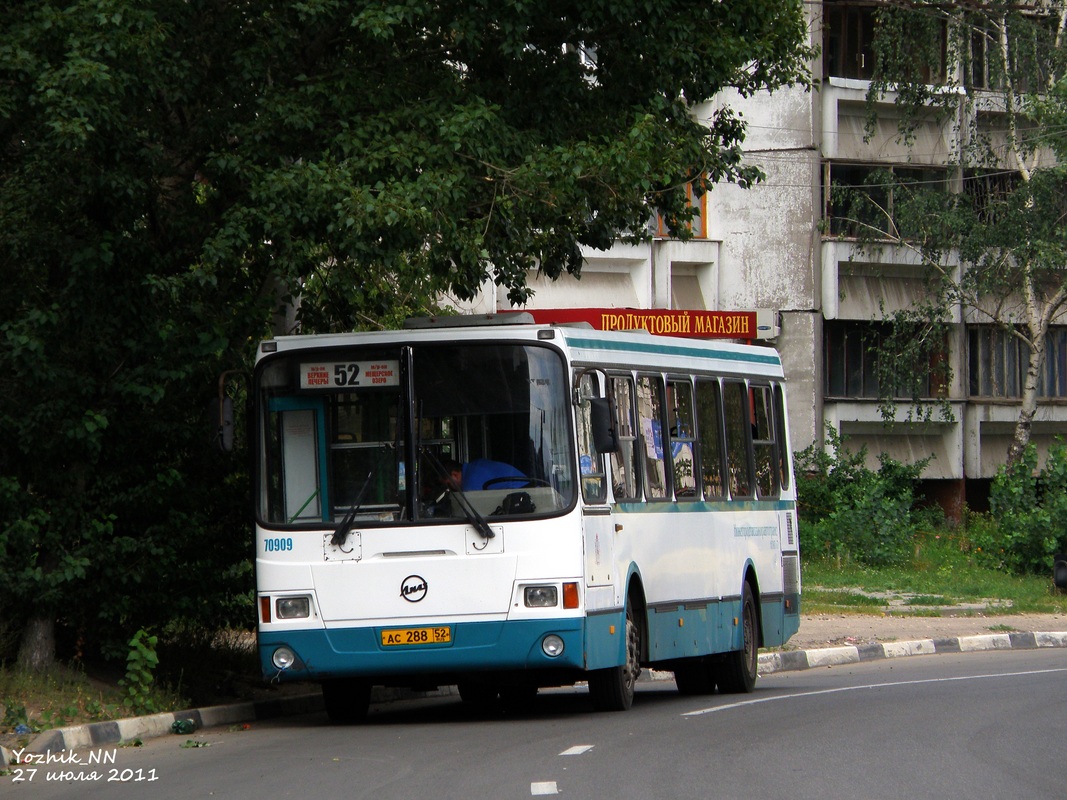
[0,0,812,666]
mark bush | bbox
[976,442,1067,575]
[795,427,933,567]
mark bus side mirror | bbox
[215,370,244,453]
[215,395,234,453]
[589,398,619,454]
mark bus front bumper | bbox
[259,617,590,683]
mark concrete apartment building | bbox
[451,2,1067,510]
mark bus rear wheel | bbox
[322,678,372,723]
[589,604,641,711]
[716,583,758,694]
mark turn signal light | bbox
[563,582,579,609]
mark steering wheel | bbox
[481,476,551,490]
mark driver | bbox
[442,458,527,491]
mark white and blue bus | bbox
[252,314,800,720]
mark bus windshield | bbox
[256,341,576,527]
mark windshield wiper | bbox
[331,471,373,547]
[422,451,495,540]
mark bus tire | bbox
[673,657,717,695]
[589,603,641,711]
[322,678,371,723]
[716,582,758,694]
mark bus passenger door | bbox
[575,372,617,601]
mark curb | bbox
[2,691,325,766]
[6,630,1067,764]
[757,630,1067,675]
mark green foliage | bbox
[973,442,1067,575]
[802,530,1067,615]
[0,663,127,734]
[800,436,1067,579]
[795,427,935,567]
[2,700,29,732]
[118,629,161,716]
[0,0,813,666]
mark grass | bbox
[802,534,1067,615]
[0,662,170,752]
[802,587,885,609]
[1,626,260,752]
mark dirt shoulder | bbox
[786,612,1067,650]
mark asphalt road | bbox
[6,649,1065,800]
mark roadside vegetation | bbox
[1,626,259,751]
[798,428,1067,616]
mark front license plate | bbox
[381,626,452,646]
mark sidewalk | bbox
[5,616,1067,764]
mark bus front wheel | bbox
[716,583,758,694]
[589,604,641,711]
[322,678,372,723]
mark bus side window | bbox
[609,376,640,501]
[667,379,697,499]
[575,372,608,504]
[695,379,726,500]
[750,384,779,498]
[637,375,668,500]
[775,383,792,492]
[722,380,754,499]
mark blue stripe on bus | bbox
[563,336,783,367]
[615,499,797,514]
[259,618,589,681]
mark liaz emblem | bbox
[400,575,428,603]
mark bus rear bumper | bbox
[259,617,587,683]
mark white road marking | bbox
[531,781,559,795]
[559,744,595,756]
[683,667,1067,717]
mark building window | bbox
[1006,12,1060,94]
[963,169,1020,225]
[825,320,938,399]
[824,162,947,237]
[654,179,707,239]
[966,20,994,90]
[824,2,876,80]
[969,327,1067,399]
[826,320,881,398]
[824,1,945,84]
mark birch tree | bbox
[841,0,1067,463]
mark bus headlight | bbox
[272,646,297,670]
[542,635,565,657]
[524,585,558,608]
[276,596,311,619]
